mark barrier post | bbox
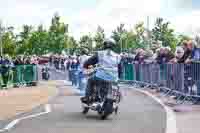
[124,63,134,80]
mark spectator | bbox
[171,46,184,63]
[191,40,200,62]
[156,47,165,64]
[70,57,79,86]
[3,55,11,66]
[144,50,154,63]
[49,56,53,67]
[14,56,23,65]
[164,47,175,62]
[25,57,31,64]
[134,49,146,64]
[61,58,65,71]
[0,56,3,64]
[178,41,193,63]
[155,47,173,64]
[1,55,11,88]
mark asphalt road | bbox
[6,81,166,133]
[38,66,67,81]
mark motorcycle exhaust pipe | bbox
[82,103,100,110]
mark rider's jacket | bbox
[83,50,120,80]
[79,55,90,69]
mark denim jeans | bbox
[68,70,72,81]
[71,69,78,86]
[195,81,200,96]
[77,71,83,90]
[77,71,87,91]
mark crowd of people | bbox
[120,40,200,65]
[117,39,200,96]
[49,50,90,91]
[0,55,40,89]
[0,55,40,66]
[47,39,200,90]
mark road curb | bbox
[0,104,51,132]
[135,88,177,133]
[0,82,59,132]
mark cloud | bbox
[171,10,200,37]
[0,0,197,39]
[70,0,195,39]
[0,1,50,28]
[69,0,161,39]
[161,0,192,10]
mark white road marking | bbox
[0,129,6,132]
[45,104,51,113]
[135,89,177,133]
[4,119,20,130]
[0,104,52,132]
[20,112,48,120]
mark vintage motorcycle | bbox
[80,66,121,120]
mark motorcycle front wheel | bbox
[82,107,89,114]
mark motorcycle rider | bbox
[82,39,120,103]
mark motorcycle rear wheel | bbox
[101,112,108,120]
[101,99,113,120]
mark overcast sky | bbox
[0,0,198,39]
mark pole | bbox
[0,33,2,57]
[120,37,122,53]
[67,37,70,55]
[120,33,125,53]
[0,21,3,57]
[125,38,127,52]
[146,16,150,49]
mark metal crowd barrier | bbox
[0,64,38,89]
[119,62,200,104]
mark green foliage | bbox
[0,15,191,56]
[28,27,49,55]
[177,34,191,45]
[93,26,105,50]
[2,28,16,56]
[65,36,78,55]
[79,34,93,51]
[152,18,178,51]
[48,13,69,54]
[134,22,148,49]
[16,25,33,55]
[124,31,138,50]
[111,23,127,53]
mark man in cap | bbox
[81,39,120,103]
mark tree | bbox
[27,25,49,55]
[123,30,137,51]
[119,22,147,53]
[65,36,78,55]
[134,22,147,49]
[111,23,127,53]
[94,26,105,50]
[79,34,93,51]
[19,25,33,44]
[16,25,33,55]
[0,13,191,56]
[2,28,16,56]
[152,18,178,51]
[48,13,69,54]
[177,34,191,45]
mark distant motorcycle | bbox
[81,66,121,120]
[41,65,50,80]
